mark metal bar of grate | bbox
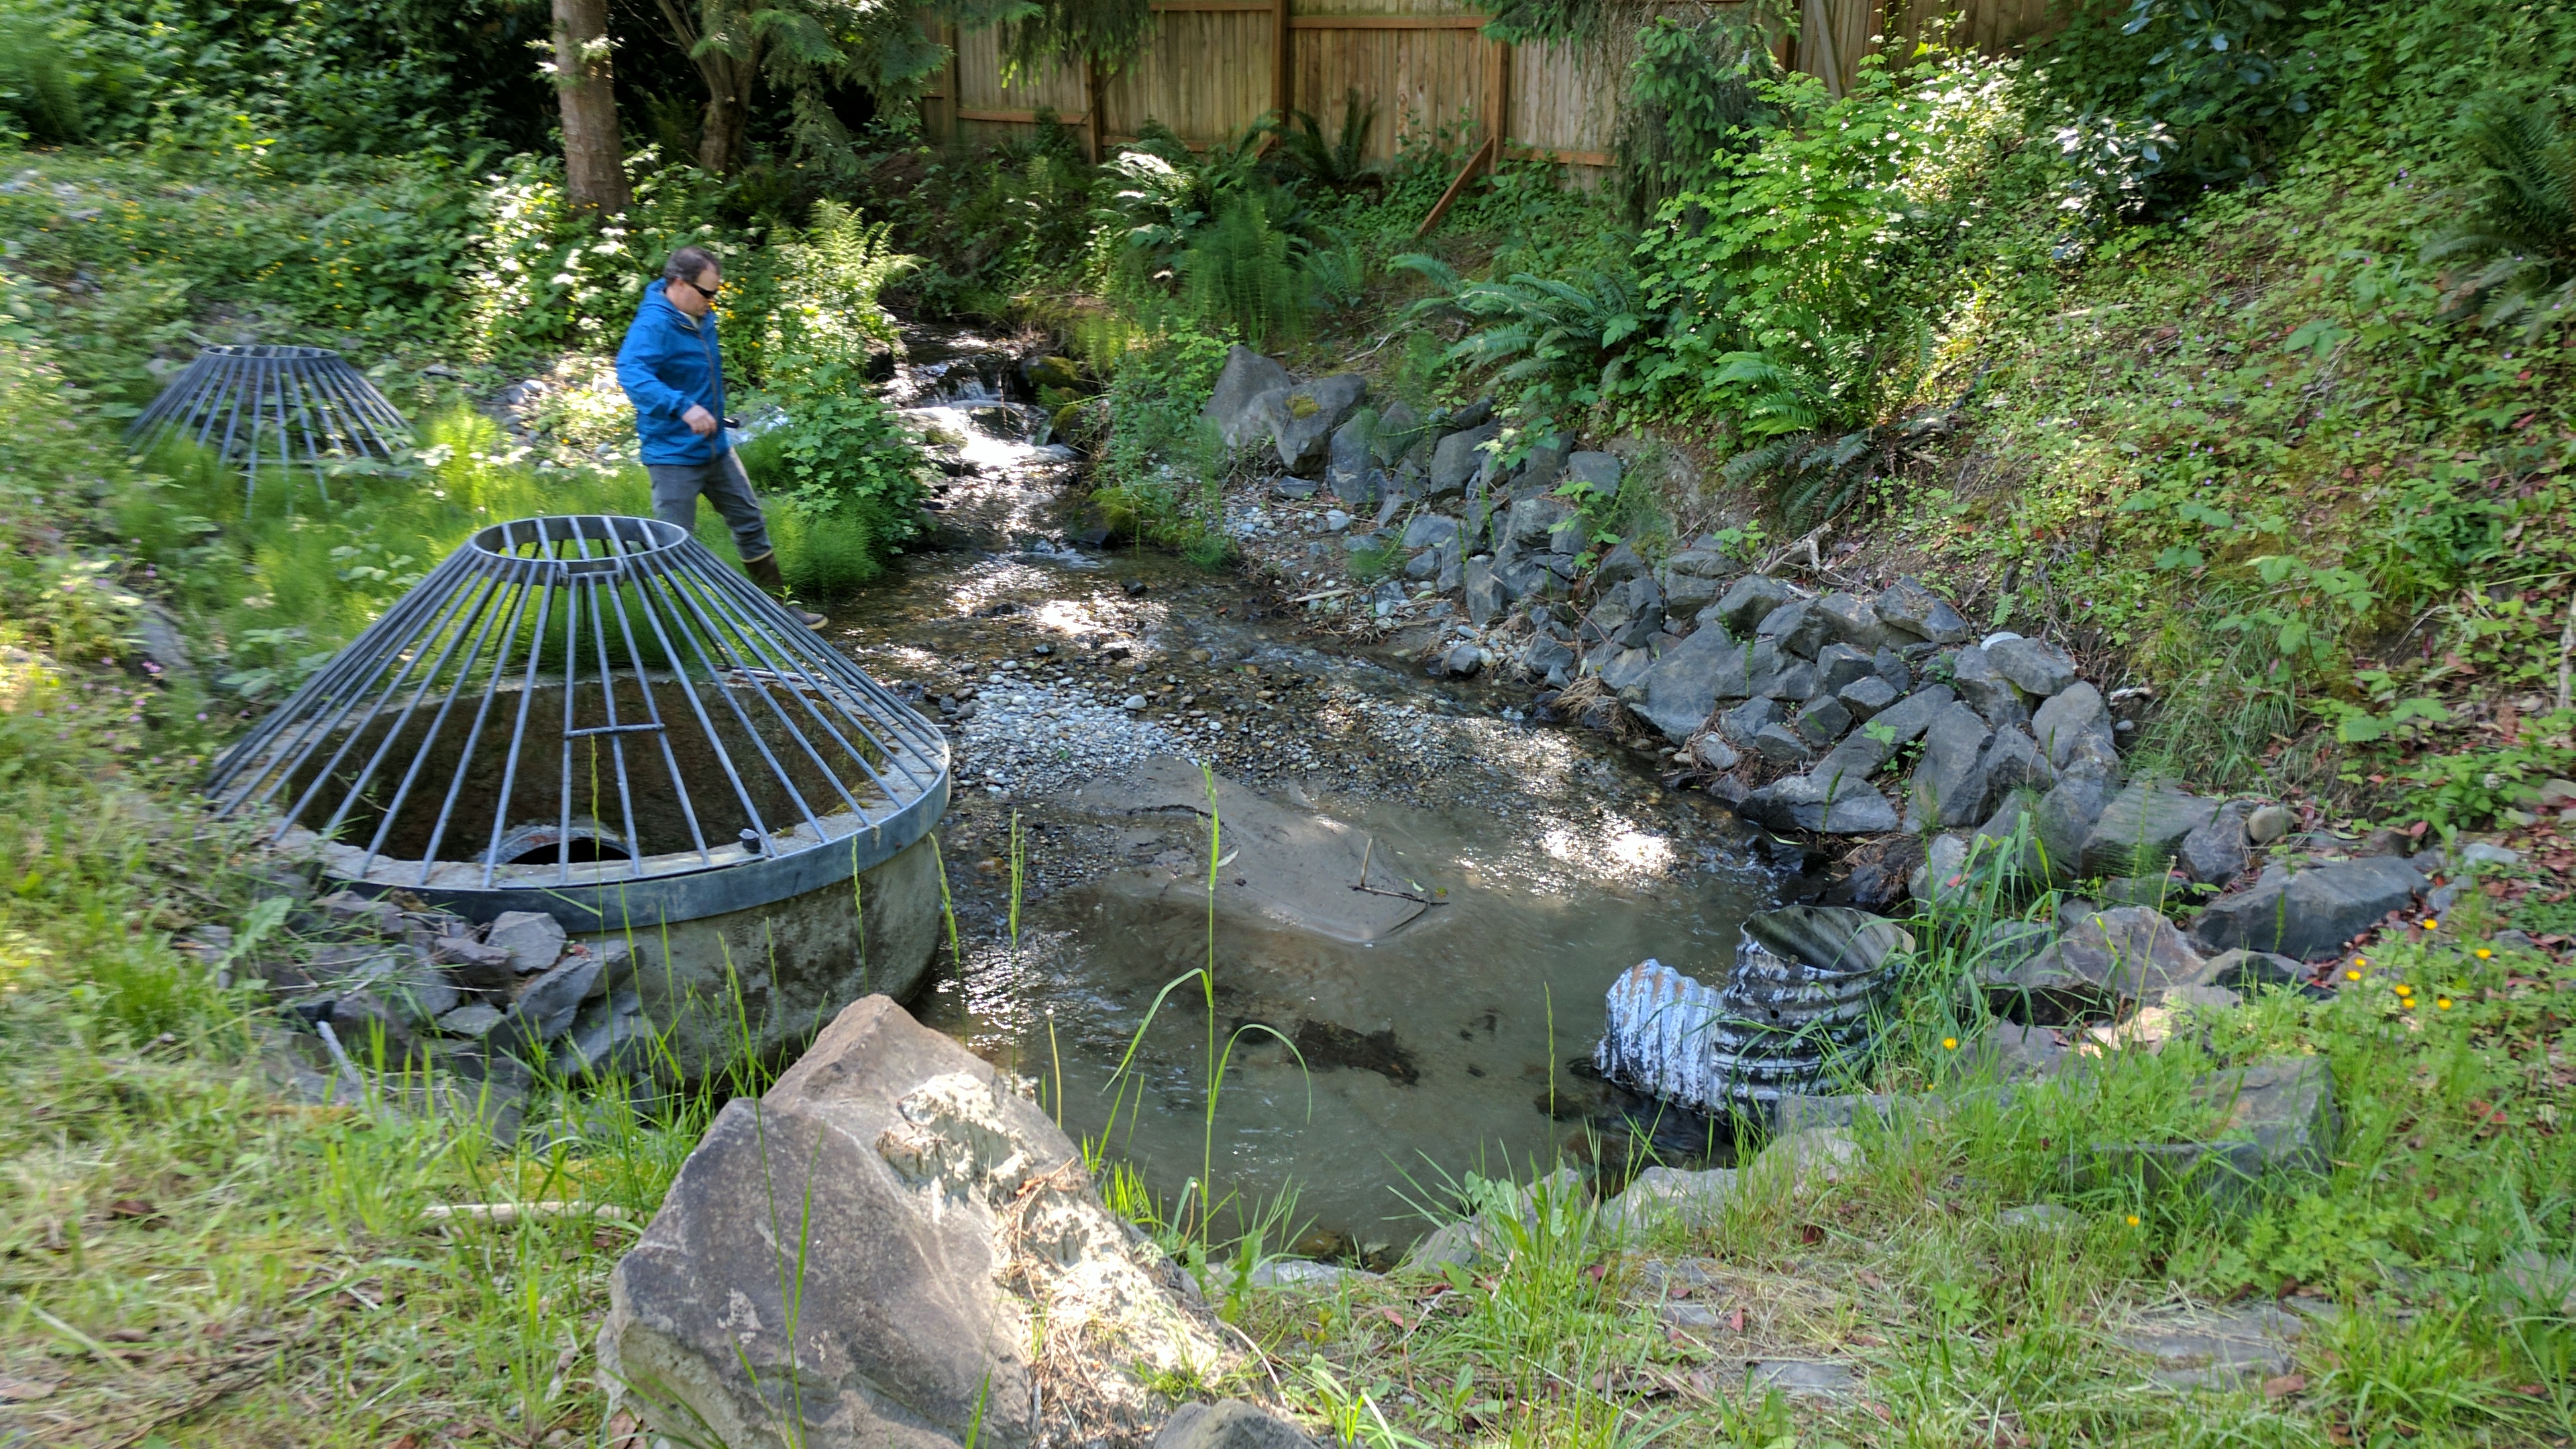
[128,345,414,515]
[206,515,949,924]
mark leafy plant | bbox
[1177,193,1316,347]
[2426,95,2576,339]
[1093,323,1234,564]
[1390,254,1644,440]
[1614,13,1786,221]
[0,8,95,144]
[1633,58,2000,519]
[1274,90,1377,190]
[2036,0,2318,213]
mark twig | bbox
[1352,836,1439,904]
[1212,1313,1285,1400]
[422,1201,633,1226]
[2557,576,2574,714]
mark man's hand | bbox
[683,404,719,437]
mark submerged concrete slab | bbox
[1058,757,1424,945]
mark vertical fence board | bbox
[931,0,2055,166]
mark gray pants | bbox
[646,451,773,561]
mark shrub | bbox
[1093,324,1232,564]
[1177,193,1314,347]
[1389,255,1644,445]
[1613,13,1787,221]
[2036,0,2320,217]
[737,200,929,592]
[1631,58,2010,519]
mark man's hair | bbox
[661,245,720,284]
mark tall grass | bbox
[1102,765,1307,1264]
[121,409,885,705]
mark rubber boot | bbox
[742,551,826,629]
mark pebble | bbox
[959,679,1189,797]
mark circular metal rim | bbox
[197,344,343,362]
[469,514,691,564]
[210,513,952,929]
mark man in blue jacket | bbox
[615,244,824,627]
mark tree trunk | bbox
[551,0,631,214]
[696,57,751,175]
[651,0,757,176]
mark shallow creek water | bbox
[831,326,1786,1250]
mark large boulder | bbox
[1635,627,1748,743]
[2178,801,2253,885]
[1710,575,1796,636]
[1565,449,1622,492]
[1201,346,1293,451]
[1156,1401,1324,1449]
[1755,600,1833,659]
[1658,549,1738,610]
[1865,684,1954,747]
[1503,493,1574,547]
[1463,558,1503,627]
[1517,435,1571,490]
[1400,513,1460,550]
[2078,1057,2337,1210]
[1982,726,2056,796]
[1257,374,1368,474]
[2190,856,2424,960]
[1949,645,2031,728]
[1325,414,1377,506]
[1984,636,2078,698]
[2033,775,2112,883]
[1428,422,1501,496]
[1982,904,2206,1024]
[1905,702,1998,829]
[1813,592,1894,651]
[1872,577,1970,644]
[2031,681,2114,769]
[1736,773,1900,835]
[600,997,1228,1449]
[2081,783,2217,879]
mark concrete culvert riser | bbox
[202,513,952,1081]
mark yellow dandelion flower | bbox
[2126,1214,2142,1227]
[1941,1037,1960,1051]
[2422,918,2440,930]
[2345,969,2363,981]
[2436,998,2452,1010]
[2475,948,2492,959]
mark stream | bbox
[826,325,1792,1255]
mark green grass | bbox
[114,406,890,706]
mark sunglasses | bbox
[682,278,722,299]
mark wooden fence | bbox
[916,0,2058,176]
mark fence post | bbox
[1087,54,1108,160]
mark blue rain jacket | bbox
[614,284,729,465]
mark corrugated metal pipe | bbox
[1594,906,1914,1115]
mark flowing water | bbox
[834,325,1787,1251]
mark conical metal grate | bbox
[129,344,413,512]
[204,515,951,931]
